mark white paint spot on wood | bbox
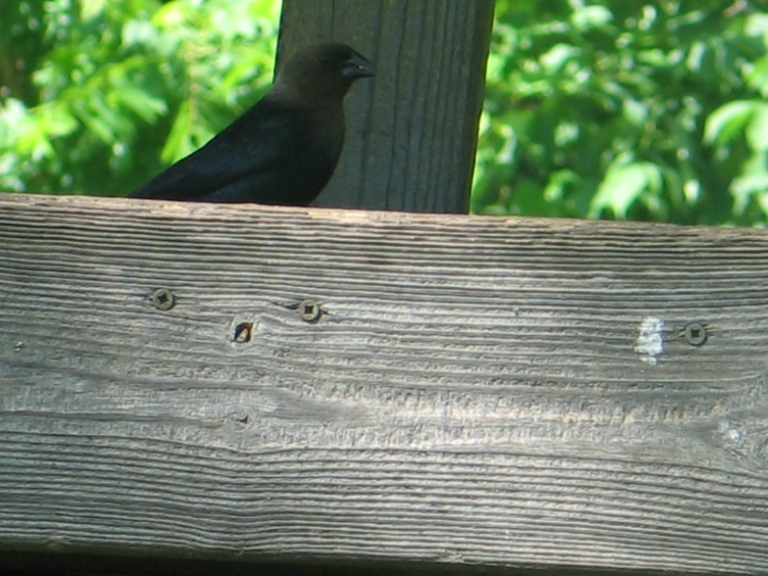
[719,419,744,442]
[635,317,664,365]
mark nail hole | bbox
[234,322,253,343]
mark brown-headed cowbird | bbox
[129,43,374,205]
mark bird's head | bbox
[272,42,375,104]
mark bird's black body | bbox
[131,100,334,205]
[129,43,374,205]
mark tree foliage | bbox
[473,0,768,225]
[2,0,768,226]
[0,0,279,196]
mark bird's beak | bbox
[342,52,376,79]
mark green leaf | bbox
[571,5,612,31]
[704,100,757,146]
[589,160,662,219]
[161,99,197,163]
[745,103,768,151]
[540,44,580,74]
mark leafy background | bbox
[2,0,767,226]
[0,0,279,196]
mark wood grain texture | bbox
[1,194,768,574]
[277,0,494,213]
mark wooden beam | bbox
[277,0,494,213]
[1,194,768,575]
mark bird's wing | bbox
[130,101,301,201]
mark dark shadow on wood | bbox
[0,551,679,576]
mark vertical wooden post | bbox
[278,1,494,213]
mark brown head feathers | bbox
[271,43,375,104]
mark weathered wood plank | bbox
[1,193,767,574]
[277,0,494,213]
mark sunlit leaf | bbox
[160,99,201,163]
[704,100,757,146]
[571,5,612,31]
[745,103,768,151]
[589,160,662,219]
[540,44,580,74]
